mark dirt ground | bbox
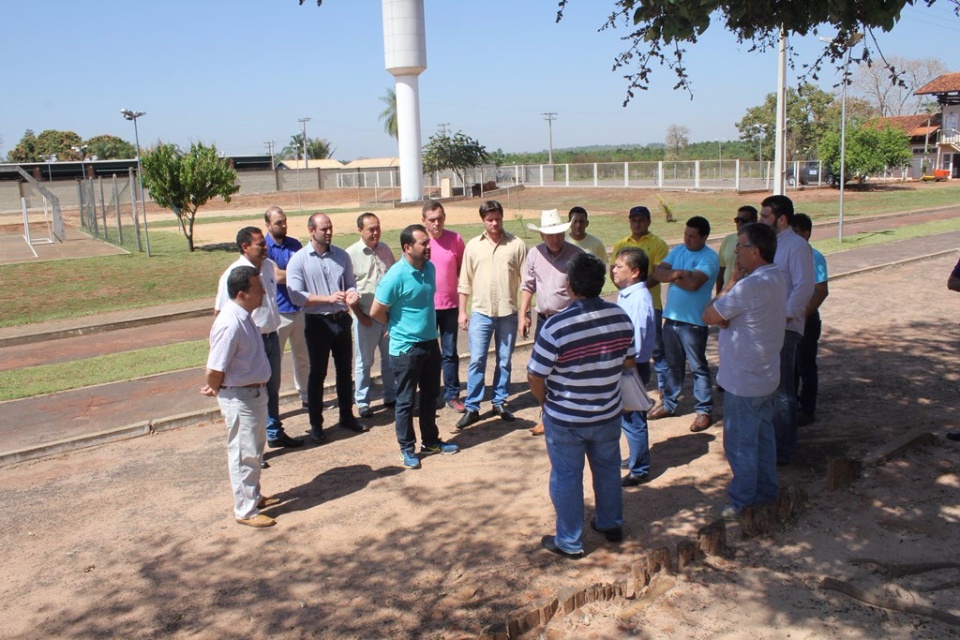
[1,256,959,639]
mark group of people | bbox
[203,195,829,556]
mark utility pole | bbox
[542,112,557,165]
[296,117,310,212]
[437,122,450,135]
[264,141,275,169]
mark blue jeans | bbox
[652,308,669,392]
[796,312,821,417]
[775,330,802,463]
[436,308,461,401]
[661,320,713,415]
[622,363,651,476]
[544,413,623,554]
[262,331,284,440]
[723,391,778,511]
[464,312,517,412]
[353,317,396,411]
[391,340,442,454]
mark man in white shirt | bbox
[215,227,303,450]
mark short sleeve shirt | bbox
[428,230,465,310]
[214,256,281,334]
[266,233,303,313]
[567,233,607,263]
[207,300,272,387]
[712,263,787,397]
[375,258,439,356]
[662,244,720,326]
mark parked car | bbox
[786,161,838,187]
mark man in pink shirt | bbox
[423,200,467,413]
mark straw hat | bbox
[526,209,572,234]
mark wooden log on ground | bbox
[697,520,727,557]
[820,577,960,627]
[505,595,558,638]
[827,457,862,491]
[677,539,699,568]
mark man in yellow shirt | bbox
[611,206,670,392]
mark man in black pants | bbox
[286,213,367,441]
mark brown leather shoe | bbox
[529,423,545,436]
[236,514,276,528]
[257,496,280,509]
[689,414,713,432]
[647,405,675,420]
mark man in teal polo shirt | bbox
[370,224,459,470]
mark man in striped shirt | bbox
[528,253,636,558]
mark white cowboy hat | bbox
[526,209,572,234]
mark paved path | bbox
[1,211,958,465]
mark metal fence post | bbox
[113,175,124,245]
[129,168,142,252]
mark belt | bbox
[537,312,555,320]
[307,311,350,321]
[221,383,266,389]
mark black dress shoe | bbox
[540,535,583,559]
[268,433,305,448]
[456,410,480,429]
[492,404,515,422]
[357,407,374,419]
[339,418,369,433]
[590,519,624,542]
[946,430,960,441]
[622,473,649,487]
[260,459,270,469]
[309,428,326,444]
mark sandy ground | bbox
[0,256,959,639]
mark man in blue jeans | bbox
[528,253,636,558]
[703,222,786,520]
[759,196,814,464]
[613,247,657,486]
[456,200,527,429]
[371,224,459,469]
[649,216,720,433]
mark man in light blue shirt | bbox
[371,224,459,470]
[613,247,657,486]
[286,213,365,441]
[791,213,829,427]
[649,216,719,433]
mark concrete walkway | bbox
[1,220,957,466]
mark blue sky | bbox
[2,1,958,161]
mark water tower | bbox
[382,0,426,203]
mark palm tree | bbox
[379,87,398,139]
[281,133,334,161]
[281,133,305,160]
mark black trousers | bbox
[304,312,354,430]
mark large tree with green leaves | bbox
[140,142,240,252]
[552,1,957,103]
[7,130,41,162]
[84,134,136,160]
[422,131,489,187]
[735,84,842,161]
[818,123,911,182]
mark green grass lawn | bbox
[3,181,959,400]
[3,182,959,329]
[0,340,207,401]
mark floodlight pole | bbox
[820,33,862,243]
[121,109,151,256]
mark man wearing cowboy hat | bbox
[519,209,584,436]
[519,209,584,342]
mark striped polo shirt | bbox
[527,297,635,428]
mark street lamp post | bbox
[121,108,151,256]
[819,33,863,243]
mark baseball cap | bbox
[628,206,651,219]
